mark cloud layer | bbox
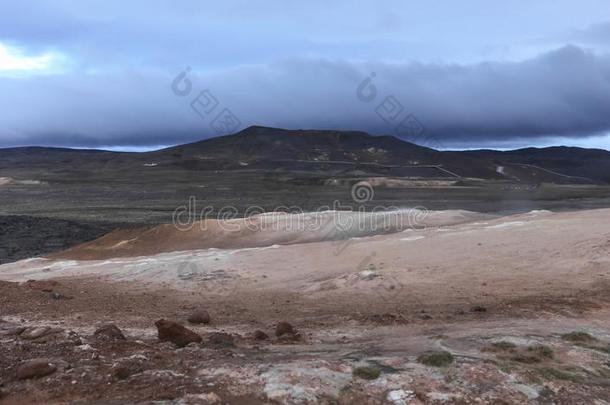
[0,1,609,149]
[1,45,609,148]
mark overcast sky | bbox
[1,0,609,150]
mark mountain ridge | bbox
[0,126,608,183]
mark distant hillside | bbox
[0,126,608,183]
[463,147,610,183]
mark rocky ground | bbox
[0,216,133,265]
[1,209,609,404]
[1,277,609,404]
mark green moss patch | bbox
[353,366,381,380]
[417,351,454,367]
[561,332,598,343]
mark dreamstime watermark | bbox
[172,196,428,233]
[356,72,443,150]
[171,67,242,135]
[350,181,374,203]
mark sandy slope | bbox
[1,208,609,313]
[46,209,495,260]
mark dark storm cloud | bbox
[1,1,610,148]
[1,45,609,148]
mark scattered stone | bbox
[50,292,72,300]
[278,332,302,343]
[387,389,415,405]
[187,308,211,324]
[67,331,83,345]
[254,330,269,340]
[275,322,295,337]
[111,364,131,380]
[94,324,126,340]
[0,326,26,336]
[207,332,234,347]
[538,386,555,402]
[183,393,221,403]
[418,313,433,320]
[16,359,57,380]
[369,313,408,324]
[353,366,381,380]
[155,319,202,347]
[417,351,454,367]
[25,279,59,292]
[21,326,54,340]
[359,270,377,281]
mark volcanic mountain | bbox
[0,125,609,183]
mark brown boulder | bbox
[93,324,126,340]
[253,330,269,341]
[275,322,295,337]
[155,319,202,347]
[25,279,58,292]
[187,309,211,324]
[111,364,131,380]
[16,359,57,380]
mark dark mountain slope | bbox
[0,126,608,183]
[462,146,610,183]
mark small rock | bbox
[155,319,202,347]
[16,359,57,380]
[253,330,269,340]
[277,332,301,342]
[387,389,415,405]
[471,305,487,313]
[359,270,378,281]
[21,326,53,340]
[183,393,221,403]
[207,332,234,347]
[0,326,26,336]
[275,322,295,337]
[25,279,59,292]
[50,292,70,300]
[187,309,211,324]
[94,324,126,340]
[67,331,83,345]
[111,364,131,380]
